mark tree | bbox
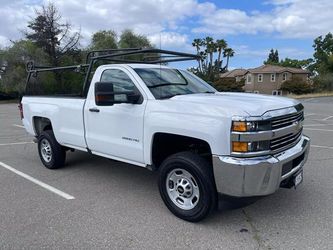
[119,29,152,49]
[223,48,235,71]
[26,3,80,66]
[312,32,333,74]
[313,73,333,92]
[279,58,314,69]
[90,30,118,50]
[274,49,279,63]
[215,39,227,70]
[89,29,153,51]
[264,49,279,64]
[280,76,312,95]
[192,38,204,72]
[191,37,234,82]
[88,29,155,63]
[0,40,48,93]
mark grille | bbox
[281,153,305,176]
[271,111,304,130]
[270,129,302,152]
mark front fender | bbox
[143,111,231,165]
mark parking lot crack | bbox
[242,209,272,250]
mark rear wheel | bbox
[158,151,217,222]
[38,130,66,169]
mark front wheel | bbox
[158,152,217,222]
[38,130,66,169]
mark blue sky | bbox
[0,0,332,69]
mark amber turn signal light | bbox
[232,121,247,132]
[232,142,248,152]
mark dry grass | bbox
[287,92,333,99]
[0,99,19,104]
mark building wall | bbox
[244,72,308,95]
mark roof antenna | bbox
[159,32,162,65]
[159,32,162,86]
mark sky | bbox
[0,0,332,69]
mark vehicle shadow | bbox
[218,195,261,211]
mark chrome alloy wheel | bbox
[40,138,52,163]
[166,168,200,210]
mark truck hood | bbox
[170,92,300,116]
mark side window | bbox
[258,74,263,82]
[247,74,252,84]
[100,69,136,92]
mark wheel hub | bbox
[176,178,192,198]
[40,139,52,163]
[166,168,200,210]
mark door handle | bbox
[89,108,100,113]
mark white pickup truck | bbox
[20,49,310,221]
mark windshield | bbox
[133,68,216,99]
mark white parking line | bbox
[304,128,333,132]
[13,124,24,128]
[311,145,333,150]
[304,123,333,127]
[0,161,75,200]
[322,115,333,121]
[0,142,34,146]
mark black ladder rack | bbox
[25,48,201,97]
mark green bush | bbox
[280,76,312,95]
[213,78,245,92]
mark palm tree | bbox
[192,38,203,72]
[223,48,235,71]
[216,39,227,70]
[204,37,216,69]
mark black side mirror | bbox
[95,82,142,106]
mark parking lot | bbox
[0,97,332,249]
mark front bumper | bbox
[212,135,310,197]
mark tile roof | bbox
[220,69,248,78]
[248,64,310,74]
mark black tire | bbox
[38,130,66,169]
[158,151,217,222]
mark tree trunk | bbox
[226,55,230,70]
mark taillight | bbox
[18,102,24,119]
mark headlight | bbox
[232,120,270,132]
[232,121,258,132]
[232,140,270,153]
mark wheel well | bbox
[33,117,52,136]
[151,133,212,169]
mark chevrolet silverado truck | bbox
[20,49,310,222]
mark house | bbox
[220,65,310,95]
[220,69,248,82]
[244,65,310,95]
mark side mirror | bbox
[95,82,141,106]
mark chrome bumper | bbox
[212,135,310,197]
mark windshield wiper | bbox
[160,93,186,99]
[148,83,188,89]
[160,91,215,99]
[202,91,216,94]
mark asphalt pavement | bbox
[0,97,332,249]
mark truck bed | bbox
[22,96,87,150]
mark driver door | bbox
[84,68,146,165]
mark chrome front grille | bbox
[271,111,304,130]
[231,104,305,157]
[270,129,303,152]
